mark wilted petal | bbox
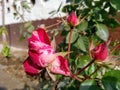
[28,28,51,49]
[23,57,41,76]
[50,56,70,76]
[92,42,108,61]
[67,11,79,26]
[29,45,56,68]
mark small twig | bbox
[110,42,120,54]
[46,21,62,30]
[75,59,95,75]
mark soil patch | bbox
[0,52,40,90]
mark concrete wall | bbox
[0,17,63,50]
[0,0,67,25]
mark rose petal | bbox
[23,57,41,76]
[28,28,51,49]
[50,56,70,76]
[29,45,56,68]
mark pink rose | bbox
[28,28,55,67]
[67,11,79,27]
[92,42,108,61]
[23,28,70,76]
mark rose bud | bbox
[92,42,108,61]
[67,11,79,27]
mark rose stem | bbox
[110,42,120,54]
[75,59,95,75]
[70,74,82,82]
[68,27,73,59]
[82,66,101,82]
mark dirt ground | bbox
[0,51,41,90]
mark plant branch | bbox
[70,74,82,82]
[46,21,62,30]
[75,59,95,75]
[82,66,101,82]
[68,27,73,59]
[90,66,101,77]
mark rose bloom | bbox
[23,28,70,76]
[67,11,79,27]
[92,42,108,61]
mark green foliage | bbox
[20,22,35,41]
[0,27,8,35]
[0,27,10,57]
[2,45,10,57]
[0,27,5,35]
[57,0,120,89]
[76,20,88,32]
[75,55,91,68]
[110,0,120,10]
[79,79,102,90]
[66,30,79,43]
[96,23,109,41]
[76,36,89,52]
[20,0,31,12]
[102,70,120,90]
[24,22,35,33]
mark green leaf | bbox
[27,25,34,33]
[106,19,120,29]
[62,5,72,13]
[76,36,88,52]
[2,45,10,57]
[102,70,120,90]
[24,22,34,33]
[84,0,94,8]
[0,27,5,35]
[27,33,32,38]
[110,0,120,10]
[74,0,83,4]
[66,31,78,43]
[76,20,88,32]
[75,55,91,68]
[86,63,96,76]
[20,36,25,41]
[21,1,30,9]
[96,23,109,41]
[79,79,102,90]
[62,4,79,13]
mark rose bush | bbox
[23,0,120,90]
